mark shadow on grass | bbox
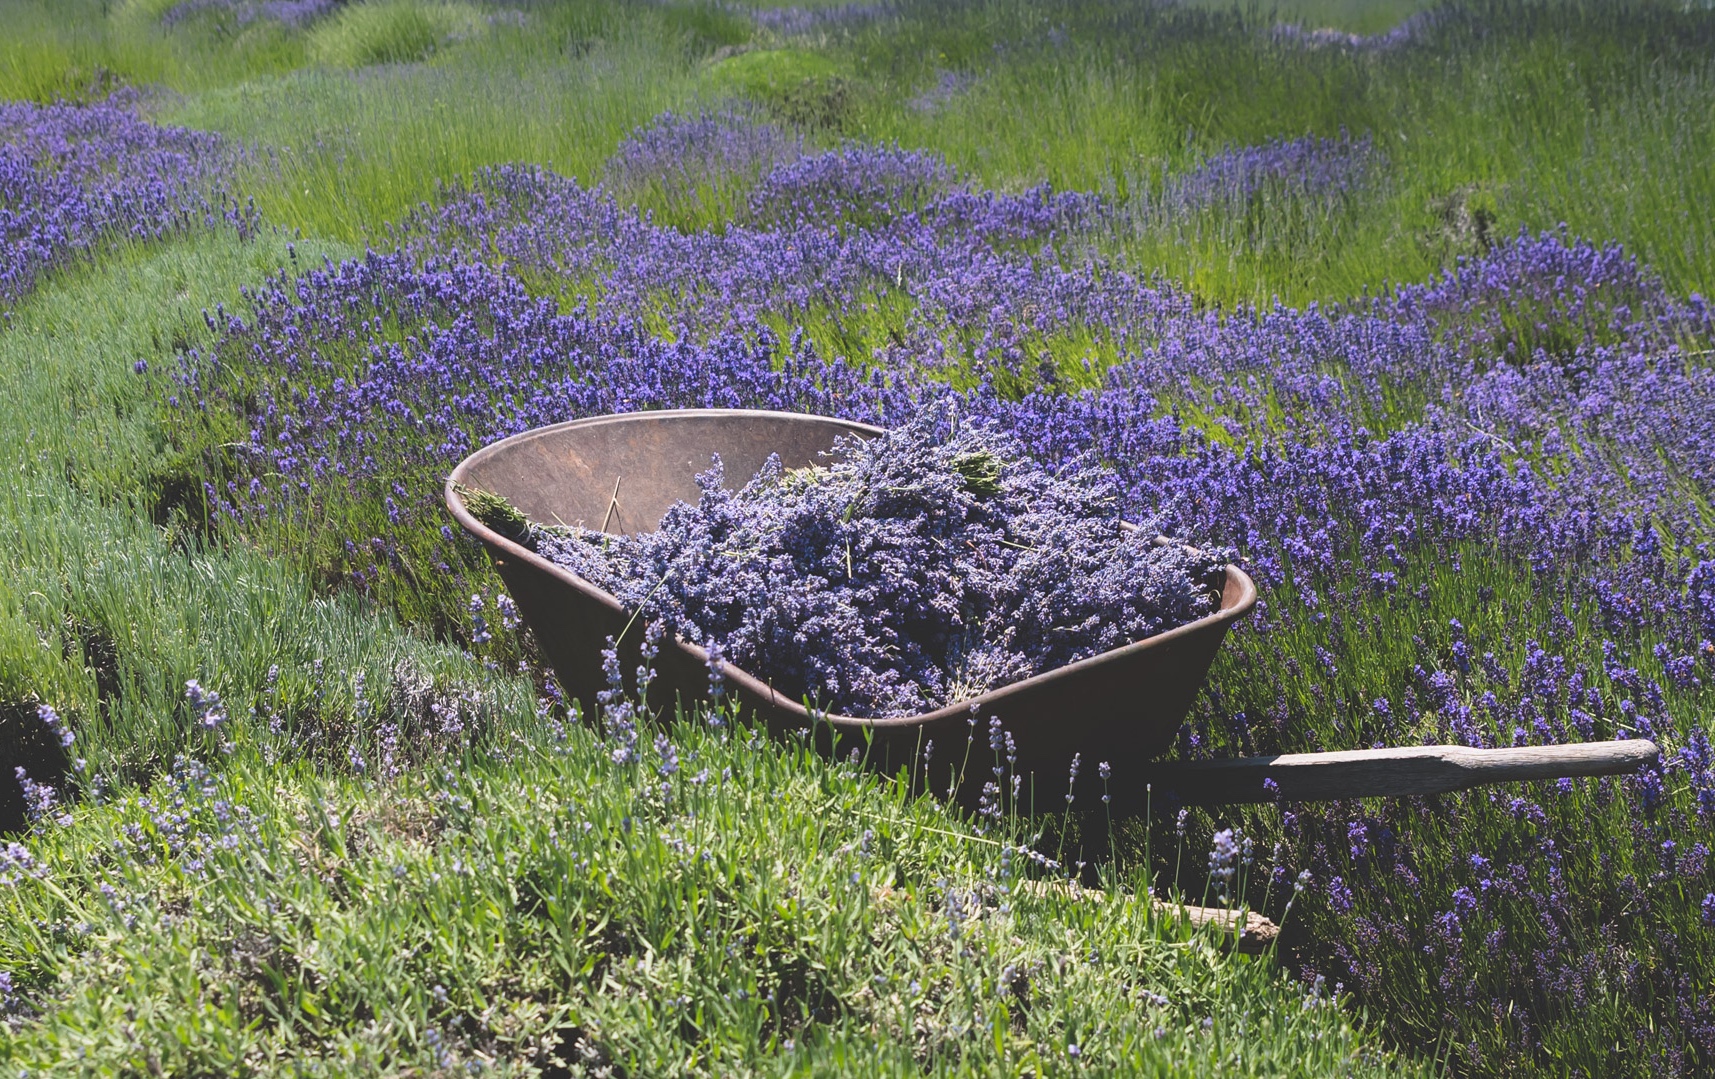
[0,701,72,835]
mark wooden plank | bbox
[1165,902,1279,954]
[1014,880,1279,954]
[1145,739,1658,806]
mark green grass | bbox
[1176,0,1439,34]
[0,717,1427,1075]
[306,0,489,68]
[0,0,309,102]
[159,12,709,242]
[836,0,1715,305]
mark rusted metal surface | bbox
[446,409,1256,810]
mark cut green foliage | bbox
[455,485,538,547]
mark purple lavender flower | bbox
[184,679,228,730]
[748,143,956,230]
[36,704,72,750]
[0,842,49,886]
[468,593,492,646]
[653,732,679,778]
[908,70,972,115]
[1208,827,1241,902]
[13,768,62,827]
[495,593,521,631]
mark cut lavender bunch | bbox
[535,411,1225,718]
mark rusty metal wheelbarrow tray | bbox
[446,409,1255,808]
[446,409,1657,811]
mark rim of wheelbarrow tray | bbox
[444,408,1259,731]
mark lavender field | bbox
[2,0,1713,1075]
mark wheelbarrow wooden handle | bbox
[1146,740,1659,805]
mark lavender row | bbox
[1269,10,1440,53]
[159,0,344,30]
[746,1,897,37]
[602,105,807,210]
[1146,131,1380,219]
[0,93,255,311]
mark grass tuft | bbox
[307,0,487,68]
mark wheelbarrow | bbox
[445,409,1657,813]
